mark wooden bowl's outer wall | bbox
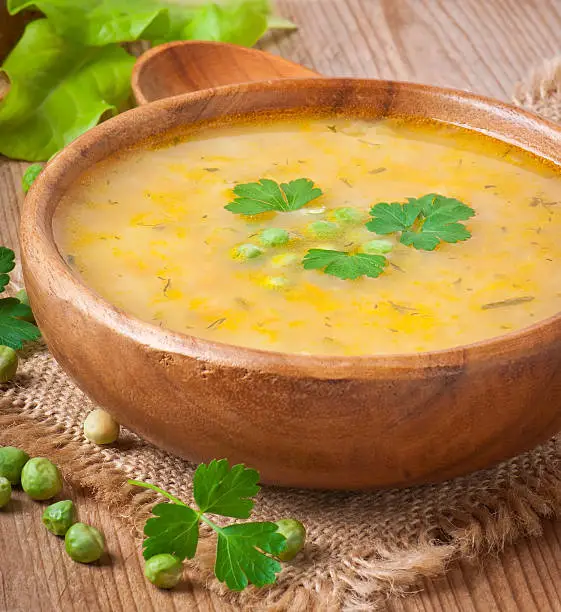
[21,79,561,490]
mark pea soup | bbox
[53,118,561,355]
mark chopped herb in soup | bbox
[53,118,561,355]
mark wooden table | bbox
[2,0,561,609]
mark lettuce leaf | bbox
[180,0,268,46]
[0,19,135,160]
[7,0,273,46]
[8,0,171,46]
[1,0,295,161]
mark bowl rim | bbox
[21,77,561,379]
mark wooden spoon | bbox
[131,40,319,104]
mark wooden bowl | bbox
[20,47,561,490]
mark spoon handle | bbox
[132,40,319,105]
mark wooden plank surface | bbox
[2,0,561,609]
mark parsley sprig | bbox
[367,193,475,251]
[0,247,41,349]
[225,178,322,215]
[129,459,288,591]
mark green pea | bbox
[65,523,105,563]
[15,289,35,323]
[145,554,183,589]
[0,346,18,383]
[361,239,394,254]
[331,207,364,224]
[0,446,30,485]
[306,221,340,239]
[231,243,263,261]
[263,275,290,290]
[0,476,12,509]
[275,519,306,561]
[258,228,290,247]
[42,500,76,536]
[21,457,62,500]
[83,409,120,445]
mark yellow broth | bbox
[53,118,561,355]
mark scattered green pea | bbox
[65,523,105,563]
[0,446,29,485]
[42,500,76,536]
[263,275,290,290]
[15,289,35,323]
[275,519,306,561]
[361,239,394,254]
[83,408,120,445]
[258,228,290,247]
[145,554,183,589]
[0,476,12,508]
[231,243,263,261]
[0,346,18,383]
[271,253,300,268]
[331,207,364,224]
[21,457,62,500]
[306,220,340,239]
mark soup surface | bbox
[54,117,561,355]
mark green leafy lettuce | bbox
[21,163,44,193]
[182,0,268,47]
[1,0,295,161]
[0,19,135,160]
[7,0,274,47]
[7,0,170,46]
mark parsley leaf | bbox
[0,298,41,349]
[0,247,16,293]
[225,178,322,215]
[367,193,475,251]
[365,201,421,234]
[193,459,260,519]
[142,502,199,561]
[214,522,286,591]
[302,249,387,280]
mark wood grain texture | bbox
[132,40,318,103]
[3,0,561,609]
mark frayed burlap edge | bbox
[3,59,561,610]
[513,57,561,122]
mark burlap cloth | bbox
[2,60,561,611]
